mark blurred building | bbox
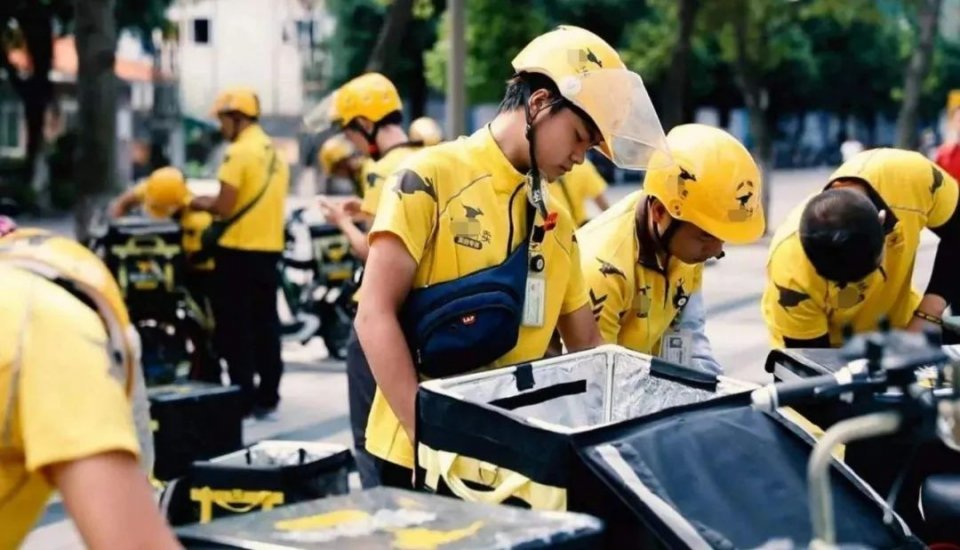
[167,0,333,166]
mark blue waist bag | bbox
[400,204,534,379]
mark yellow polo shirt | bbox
[762,149,959,347]
[359,143,423,217]
[216,124,290,252]
[549,159,608,226]
[0,266,140,548]
[364,126,589,468]
[578,191,702,352]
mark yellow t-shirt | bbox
[0,266,140,548]
[216,124,290,252]
[364,127,589,468]
[578,191,702,353]
[359,143,423,217]
[762,149,960,347]
[131,181,214,270]
[549,159,608,226]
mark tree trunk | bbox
[408,41,428,120]
[74,0,118,241]
[661,0,699,131]
[731,8,773,234]
[366,0,415,73]
[895,0,942,150]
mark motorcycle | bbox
[278,206,358,360]
[753,328,960,546]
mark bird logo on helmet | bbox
[511,25,669,170]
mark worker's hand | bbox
[317,196,349,226]
[107,201,125,219]
[340,197,364,218]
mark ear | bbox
[649,197,668,224]
[527,88,554,118]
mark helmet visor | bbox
[562,69,671,170]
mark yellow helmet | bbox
[0,229,139,394]
[643,124,764,244]
[511,26,668,170]
[144,166,189,219]
[318,135,356,175]
[333,73,402,127]
[410,116,443,146]
[211,87,261,118]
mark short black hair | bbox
[498,72,563,112]
[379,110,404,127]
[799,188,884,284]
[347,110,403,131]
[498,72,600,141]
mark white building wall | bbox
[169,0,320,119]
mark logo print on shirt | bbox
[393,170,437,201]
[464,205,484,219]
[597,258,626,279]
[836,282,867,309]
[366,172,382,188]
[775,283,810,309]
[633,285,652,318]
[453,204,485,249]
[589,289,607,320]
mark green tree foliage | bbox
[326,0,440,117]
[425,0,548,105]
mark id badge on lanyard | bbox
[660,328,693,366]
[523,246,546,327]
[523,189,548,328]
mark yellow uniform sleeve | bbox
[928,163,959,229]
[577,160,608,200]
[581,255,628,344]
[360,170,386,217]
[20,288,139,473]
[561,235,590,315]
[762,270,828,346]
[369,168,437,264]
[217,143,248,190]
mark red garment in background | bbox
[935,142,960,182]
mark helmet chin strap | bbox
[648,199,725,261]
[523,89,548,220]
[648,196,679,260]
[351,120,382,160]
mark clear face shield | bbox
[302,91,341,135]
[558,69,672,171]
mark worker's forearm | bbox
[339,220,370,261]
[189,196,217,213]
[355,309,419,436]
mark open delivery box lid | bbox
[416,345,920,548]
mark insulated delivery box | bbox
[416,345,921,548]
[416,345,732,510]
[161,440,353,525]
[175,487,603,549]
